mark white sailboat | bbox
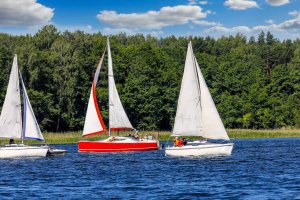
[165,42,233,157]
[78,38,158,152]
[0,55,49,158]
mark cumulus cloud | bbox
[265,19,274,24]
[224,0,259,10]
[188,0,198,5]
[0,0,54,26]
[266,0,289,6]
[102,27,163,37]
[205,13,300,35]
[193,20,221,26]
[289,10,300,17]
[97,5,207,30]
[199,1,208,5]
[205,25,252,33]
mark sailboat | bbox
[0,55,49,158]
[78,38,158,153]
[165,42,233,157]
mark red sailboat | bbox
[78,38,158,153]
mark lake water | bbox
[0,138,299,199]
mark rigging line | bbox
[191,45,202,112]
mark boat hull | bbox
[78,139,159,153]
[47,147,67,156]
[0,145,49,158]
[165,143,233,157]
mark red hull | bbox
[78,140,159,153]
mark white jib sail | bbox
[195,57,229,140]
[82,51,106,137]
[20,74,44,141]
[82,85,105,136]
[172,42,203,137]
[0,55,22,139]
[107,37,133,130]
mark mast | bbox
[107,37,112,137]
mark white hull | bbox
[0,144,48,158]
[165,143,233,157]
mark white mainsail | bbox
[107,38,133,131]
[173,42,203,136]
[0,55,22,139]
[20,74,44,141]
[172,42,229,140]
[82,51,106,137]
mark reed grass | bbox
[1,129,299,145]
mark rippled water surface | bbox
[0,138,300,199]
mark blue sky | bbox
[0,0,299,39]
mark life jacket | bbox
[174,139,180,146]
[178,140,183,147]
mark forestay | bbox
[0,55,22,139]
[107,38,133,131]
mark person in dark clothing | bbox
[182,138,187,146]
[9,139,15,145]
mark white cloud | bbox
[102,27,137,35]
[193,20,221,26]
[188,0,198,5]
[101,27,163,37]
[0,0,54,26]
[199,1,208,5]
[265,19,274,24]
[266,0,289,6]
[205,13,300,35]
[205,10,216,15]
[224,0,259,10]
[97,5,207,30]
[289,10,300,17]
[205,25,252,33]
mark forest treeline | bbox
[0,25,299,132]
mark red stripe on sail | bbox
[92,83,107,133]
[110,127,133,131]
[82,130,104,137]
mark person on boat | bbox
[134,133,140,139]
[9,139,15,145]
[174,137,180,147]
[108,136,115,142]
[147,134,153,140]
[182,138,187,146]
[178,139,183,147]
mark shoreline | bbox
[1,129,299,145]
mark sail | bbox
[107,38,133,131]
[82,52,107,137]
[195,58,229,140]
[172,42,203,136]
[94,49,106,86]
[0,55,22,139]
[20,74,44,141]
[172,42,229,140]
